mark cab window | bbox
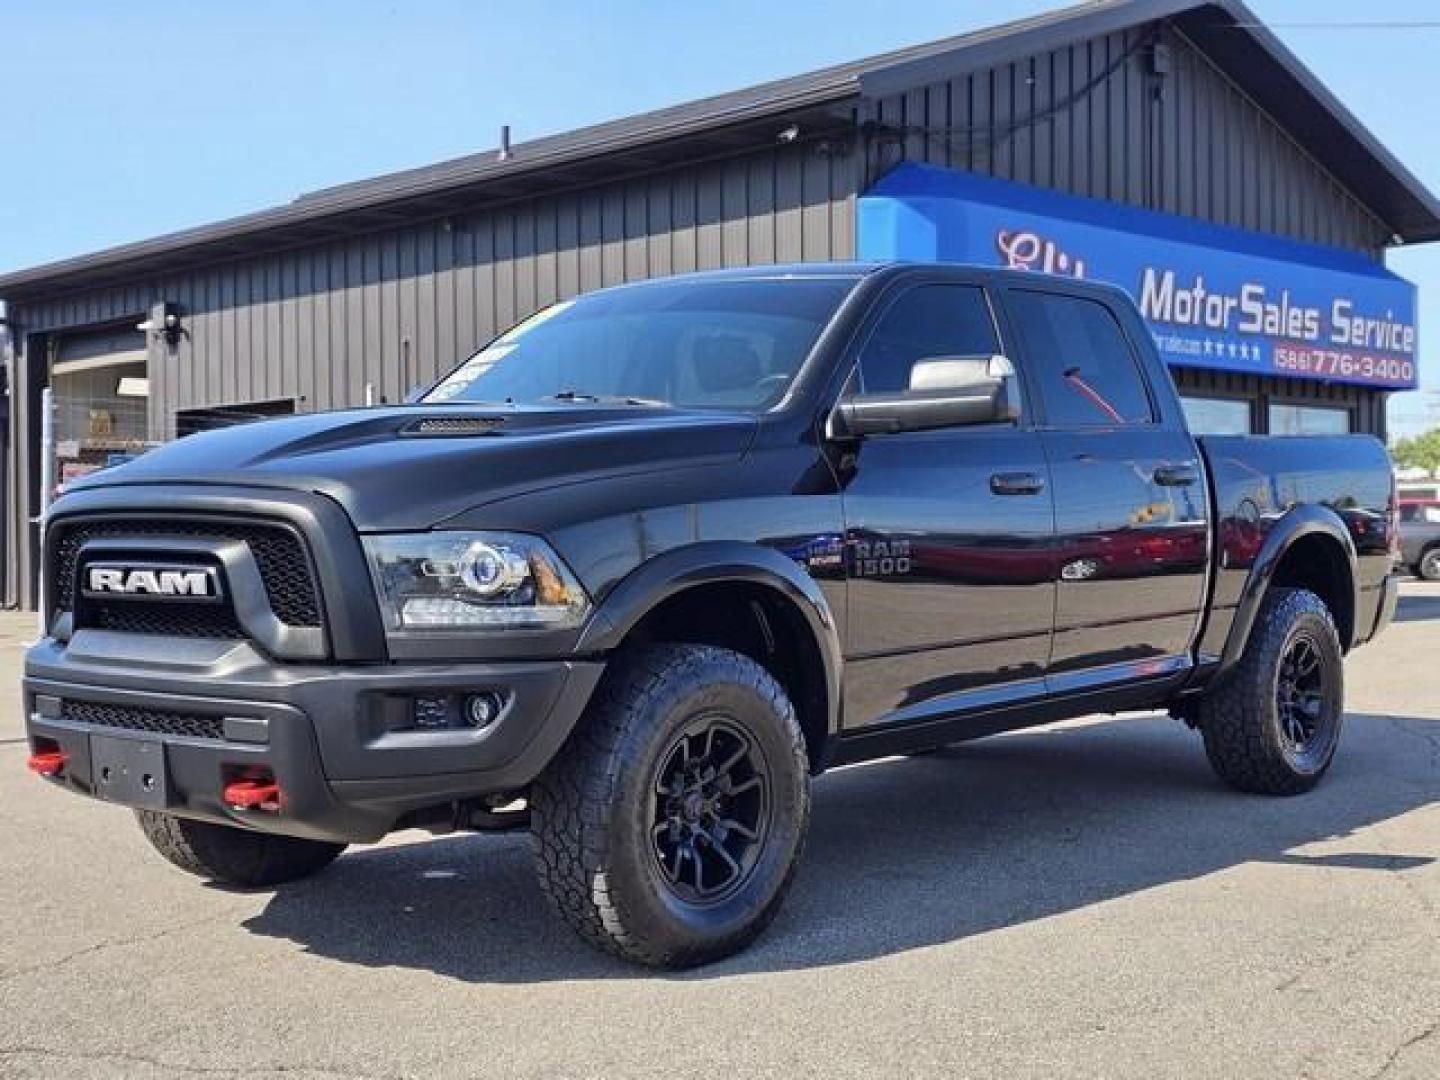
[1006,290,1154,428]
[858,285,1003,395]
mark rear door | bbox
[998,286,1209,690]
[837,277,1057,729]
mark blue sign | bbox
[857,164,1419,389]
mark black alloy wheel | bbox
[651,716,770,904]
[1276,633,1327,759]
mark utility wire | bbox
[863,27,1153,158]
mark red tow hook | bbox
[27,749,68,777]
[222,777,283,812]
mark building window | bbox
[1268,403,1351,436]
[1180,396,1252,435]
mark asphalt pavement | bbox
[1,584,1437,1079]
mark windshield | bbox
[423,277,856,411]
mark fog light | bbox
[465,692,505,730]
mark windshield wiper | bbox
[541,391,670,407]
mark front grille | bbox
[87,601,244,639]
[61,699,225,741]
[51,517,322,627]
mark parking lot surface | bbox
[1,584,1437,1080]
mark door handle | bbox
[1153,464,1199,487]
[990,471,1046,496]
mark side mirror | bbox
[831,354,1019,437]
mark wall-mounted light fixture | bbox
[137,301,184,347]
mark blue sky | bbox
[2,0,1437,433]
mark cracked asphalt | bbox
[1,584,1437,1079]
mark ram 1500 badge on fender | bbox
[25,263,1400,967]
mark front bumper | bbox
[23,631,604,843]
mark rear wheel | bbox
[1199,588,1344,795]
[135,810,346,887]
[1419,547,1440,582]
[530,644,810,968]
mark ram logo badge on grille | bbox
[82,564,222,602]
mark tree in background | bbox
[1391,428,1440,474]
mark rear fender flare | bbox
[1218,503,1359,674]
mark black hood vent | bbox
[401,415,508,437]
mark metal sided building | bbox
[2,0,1437,608]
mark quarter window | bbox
[1006,290,1154,428]
[858,285,1002,395]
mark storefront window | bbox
[1267,403,1351,435]
[1180,396,1252,434]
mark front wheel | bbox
[530,644,810,968]
[1199,588,1344,795]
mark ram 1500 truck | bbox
[24,263,1399,967]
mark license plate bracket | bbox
[90,734,171,809]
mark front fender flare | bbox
[1219,503,1359,674]
[574,541,844,738]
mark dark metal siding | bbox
[11,143,857,431]
[862,25,1391,255]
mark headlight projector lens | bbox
[459,542,528,597]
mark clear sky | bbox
[2,0,1437,434]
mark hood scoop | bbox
[401,415,508,437]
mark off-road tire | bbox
[1418,547,1440,582]
[1199,588,1344,795]
[530,644,810,968]
[135,810,346,887]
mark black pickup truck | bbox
[25,263,1398,967]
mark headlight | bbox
[363,532,590,632]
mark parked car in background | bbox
[1399,500,1440,580]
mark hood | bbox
[69,405,757,530]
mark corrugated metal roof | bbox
[2,0,1435,297]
